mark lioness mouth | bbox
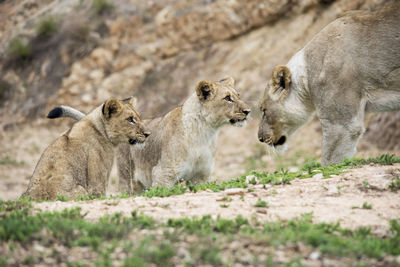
[273,136,286,146]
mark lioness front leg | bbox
[320,118,365,166]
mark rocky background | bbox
[0,0,399,199]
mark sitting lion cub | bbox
[50,77,250,194]
[23,97,150,200]
[258,3,400,165]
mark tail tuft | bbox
[47,107,63,119]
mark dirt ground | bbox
[33,164,400,235]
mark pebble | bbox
[312,173,323,179]
[309,250,320,260]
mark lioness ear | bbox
[102,98,122,119]
[196,80,215,101]
[219,77,235,87]
[271,65,291,97]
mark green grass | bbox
[254,198,268,208]
[1,201,400,265]
[388,175,400,192]
[362,202,373,210]
[7,38,31,59]
[36,16,59,37]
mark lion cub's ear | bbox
[270,65,291,99]
[219,77,235,87]
[123,96,137,107]
[102,98,122,119]
[196,80,216,101]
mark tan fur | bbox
[258,3,400,165]
[270,65,291,99]
[118,77,251,194]
[23,98,149,200]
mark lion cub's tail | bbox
[47,106,85,121]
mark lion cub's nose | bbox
[144,131,151,138]
[243,109,251,116]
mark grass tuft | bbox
[254,199,268,208]
[36,16,59,37]
[92,0,114,15]
[7,38,31,59]
[388,175,400,192]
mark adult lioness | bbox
[52,78,250,194]
[23,98,150,200]
[258,3,400,165]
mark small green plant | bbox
[362,202,373,210]
[56,195,68,202]
[220,204,229,208]
[254,199,268,208]
[7,38,31,59]
[220,196,232,202]
[362,180,370,190]
[198,245,222,265]
[92,0,114,14]
[36,16,59,37]
[388,176,400,192]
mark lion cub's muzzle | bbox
[129,131,151,145]
[230,109,251,125]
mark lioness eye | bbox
[224,95,233,102]
[127,117,136,124]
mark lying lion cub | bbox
[51,77,250,194]
[23,97,150,200]
[258,3,400,165]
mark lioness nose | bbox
[243,109,251,115]
[259,137,264,143]
[144,131,151,138]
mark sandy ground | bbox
[34,164,400,235]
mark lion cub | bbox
[23,97,150,200]
[50,78,250,194]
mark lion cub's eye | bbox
[224,95,233,102]
[127,117,136,124]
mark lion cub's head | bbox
[103,97,150,146]
[195,77,250,127]
[258,65,308,151]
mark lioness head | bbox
[195,77,250,127]
[103,97,150,145]
[258,65,307,151]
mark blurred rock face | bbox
[0,0,398,149]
